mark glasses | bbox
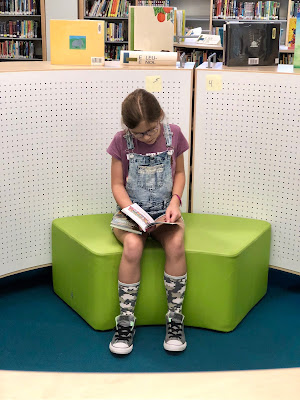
[129,122,160,139]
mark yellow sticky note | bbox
[145,76,162,92]
[206,75,222,91]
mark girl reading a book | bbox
[107,89,189,355]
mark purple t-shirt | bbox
[107,124,189,186]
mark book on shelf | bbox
[120,49,177,65]
[137,1,170,5]
[213,0,280,20]
[197,34,221,46]
[174,9,185,43]
[224,21,280,66]
[0,39,34,58]
[0,19,38,38]
[106,21,126,41]
[110,203,178,235]
[0,0,38,15]
[290,1,300,18]
[294,11,300,67]
[87,0,131,18]
[50,19,105,66]
[129,5,175,51]
[287,17,297,48]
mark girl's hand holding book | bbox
[165,201,181,223]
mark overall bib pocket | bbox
[137,164,164,191]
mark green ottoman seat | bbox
[52,213,271,332]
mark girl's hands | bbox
[165,198,181,223]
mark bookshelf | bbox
[0,0,46,61]
[173,0,296,65]
[80,1,173,60]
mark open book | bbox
[110,203,178,235]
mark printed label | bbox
[248,58,259,65]
[91,57,104,65]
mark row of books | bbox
[0,0,38,14]
[290,1,300,17]
[137,1,170,5]
[106,21,127,41]
[87,0,131,17]
[279,53,294,64]
[0,39,35,58]
[0,20,38,38]
[105,43,126,60]
[182,49,223,67]
[213,1,280,20]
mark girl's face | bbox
[129,120,161,145]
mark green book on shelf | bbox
[294,12,300,68]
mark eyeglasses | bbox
[129,122,160,139]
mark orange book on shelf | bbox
[50,19,105,66]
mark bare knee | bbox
[164,234,185,260]
[123,234,145,263]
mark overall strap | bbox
[123,131,135,159]
[163,123,174,155]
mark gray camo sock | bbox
[164,272,187,314]
[118,280,140,316]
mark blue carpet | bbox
[0,267,299,373]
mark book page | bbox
[122,203,155,232]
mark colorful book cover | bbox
[50,20,105,66]
[287,17,297,48]
[294,12,300,68]
[129,6,174,52]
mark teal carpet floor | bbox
[0,267,299,373]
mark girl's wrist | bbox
[172,193,182,206]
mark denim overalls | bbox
[124,123,174,220]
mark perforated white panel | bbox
[0,69,193,276]
[193,69,300,272]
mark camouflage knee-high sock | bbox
[164,272,187,314]
[118,281,140,316]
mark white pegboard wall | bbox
[0,69,193,276]
[193,70,300,272]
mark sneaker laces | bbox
[115,322,134,342]
[167,319,183,340]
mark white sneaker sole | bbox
[163,341,187,352]
[109,342,133,355]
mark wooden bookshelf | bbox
[0,0,46,61]
[80,0,137,60]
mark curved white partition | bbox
[192,63,300,273]
[0,62,194,277]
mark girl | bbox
[107,89,189,355]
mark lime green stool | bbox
[52,213,271,332]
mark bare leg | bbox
[113,228,148,283]
[151,219,186,276]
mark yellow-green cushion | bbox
[52,213,271,332]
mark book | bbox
[129,5,175,52]
[110,203,178,235]
[224,21,280,66]
[294,11,300,68]
[50,19,105,66]
[120,50,177,66]
[287,17,297,49]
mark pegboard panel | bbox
[193,69,300,272]
[0,68,193,276]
